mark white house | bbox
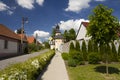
[49,25,64,51]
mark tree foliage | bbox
[69,42,75,52]
[75,41,80,51]
[63,28,76,42]
[82,40,87,60]
[87,4,119,45]
[87,4,119,75]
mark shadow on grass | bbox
[94,66,120,74]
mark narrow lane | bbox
[0,49,49,70]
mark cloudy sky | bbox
[0,0,120,42]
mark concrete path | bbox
[0,49,49,70]
[38,51,69,80]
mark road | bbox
[0,49,49,70]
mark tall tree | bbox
[76,41,80,51]
[51,28,56,37]
[82,40,87,61]
[118,44,120,56]
[87,4,119,75]
[88,40,93,53]
[69,28,76,40]
[111,42,118,61]
[63,30,70,42]
[69,42,75,52]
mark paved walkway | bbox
[0,49,49,70]
[37,51,69,80]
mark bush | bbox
[0,50,55,80]
[88,52,100,64]
[62,53,69,60]
[68,58,77,67]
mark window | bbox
[4,40,8,49]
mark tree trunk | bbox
[106,52,109,76]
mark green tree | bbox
[75,41,80,51]
[69,42,75,52]
[82,40,87,60]
[43,41,50,48]
[111,42,118,61]
[63,30,70,42]
[88,40,93,53]
[87,4,119,75]
[51,28,56,37]
[118,44,120,56]
[69,28,76,40]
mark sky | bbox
[0,0,120,42]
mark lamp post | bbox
[21,17,28,53]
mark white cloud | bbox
[0,1,9,11]
[16,0,35,10]
[7,10,13,15]
[36,0,44,6]
[65,0,91,13]
[95,0,105,1]
[33,30,50,42]
[33,30,49,38]
[0,1,14,15]
[59,19,89,32]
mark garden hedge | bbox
[0,50,55,80]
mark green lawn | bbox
[66,64,120,80]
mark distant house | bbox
[27,36,40,45]
[0,24,24,59]
[49,25,64,51]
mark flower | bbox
[31,59,40,69]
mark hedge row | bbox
[0,50,55,80]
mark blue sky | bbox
[0,0,120,42]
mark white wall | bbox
[76,24,87,40]
[55,39,63,51]
[0,39,18,53]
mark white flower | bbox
[31,59,40,69]
[0,77,4,80]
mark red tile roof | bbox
[0,24,21,40]
[81,22,89,27]
[27,36,35,44]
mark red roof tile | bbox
[27,36,35,44]
[81,22,89,27]
[0,24,21,40]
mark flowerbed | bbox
[0,50,55,80]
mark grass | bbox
[66,63,120,80]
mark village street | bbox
[0,49,49,70]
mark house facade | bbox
[0,24,22,58]
[49,25,64,51]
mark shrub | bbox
[69,42,75,52]
[88,52,100,64]
[62,53,69,60]
[75,41,80,51]
[82,40,87,61]
[68,58,77,67]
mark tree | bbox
[87,4,119,75]
[63,30,70,42]
[118,44,120,56]
[75,41,80,51]
[51,28,56,37]
[69,42,75,52]
[111,42,118,61]
[88,40,93,53]
[43,41,50,48]
[82,40,87,61]
[69,28,76,40]
[17,28,25,34]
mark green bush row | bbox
[0,50,55,80]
